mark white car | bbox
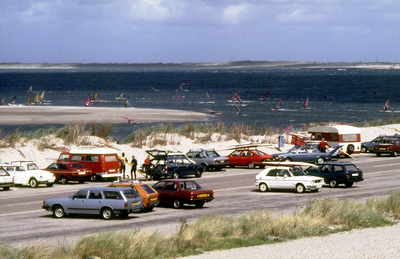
[0,166,14,190]
[255,162,324,193]
[7,161,55,188]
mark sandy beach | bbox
[0,106,210,125]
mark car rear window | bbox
[345,164,359,172]
[141,184,156,194]
[122,189,138,199]
[205,151,219,157]
[181,181,201,190]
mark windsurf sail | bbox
[121,117,137,124]
[12,95,17,104]
[262,91,269,99]
[33,92,41,104]
[26,97,31,106]
[234,102,241,115]
[85,94,91,106]
[27,86,32,92]
[382,98,390,111]
[205,91,215,103]
[123,97,131,107]
[177,83,183,91]
[1,96,5,105]
[91,91,98,102]
[229,91,242,102]
[272,99,282,110]
[183,78,188,84]
[203,108,222,115]
[116,92,124,99]
[40,91,45,102]
[302,97,309,108]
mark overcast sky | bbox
[1,0,399,64]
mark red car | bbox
[152,179,214,209]
[45,162,93,184]
[226,148,273,169]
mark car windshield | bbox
[0,168,10,176]
[70,163,85,169]
[291,167,306,176]
[122,189,138,199]
[205,151,220,157]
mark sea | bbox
[1,66,400,141]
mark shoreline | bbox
[0,106,211,125]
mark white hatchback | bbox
[255,162,324,193]
[7,161,55,188]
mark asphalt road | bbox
[1,153,399,247]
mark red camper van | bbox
[57,147,121,181]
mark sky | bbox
[0,0,399,64]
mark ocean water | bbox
[1,67,400,141]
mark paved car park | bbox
[1,154,400,247]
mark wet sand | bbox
[0,106,211,125]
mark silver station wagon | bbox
[42,187,143,220]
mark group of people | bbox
[118,152,151,180]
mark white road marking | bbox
[372,163,400,167]
[5,201,42,206]
[0,210,44,217]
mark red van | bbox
[57,147,121,181]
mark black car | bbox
[305,162,364,188]
[144,150,204,180]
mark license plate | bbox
[352,173,358,176]
[198,194,208,198]
[150,198,158,201]
[78,172,85,175]
[131,202,138,206]
[379,148,386,150]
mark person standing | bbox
[130,155,138,180]
[119,152,128,179]
[320,138,327,153]
[144,155,151,180]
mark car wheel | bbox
[90,175,97,182]
[53,205,65,218]
[144,206,154,212]
[202,163,210,171]
[172,172,179,179]
[392,151,398,157]
[195,169,202,178]
[3,187,10,191]
[377,153,381,157]
[295,184,305,193]
[60,176,68,185]
[46,183,54,187]
[329,179,338,188]
[195,201,205,208]
[316,157,325,164]
[248,162,255,169]
[172,198,182,209]
[79,180,85,184]
[29,178,38,188]
[347,144,355,154]
[101,208,114,220]
[345,182,354,187]
[361,146,368,153]
[119,212,129,218]
[259,183,268,192]
[284,157,292,162]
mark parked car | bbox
[0,165,14,190]
[186,149,229,171]
[108,180,159,211]
[361,135,400,153]
[42,187,143,219]
[272,146,341,164]
[144,150,204,179]
[254,162,324,193]
[305,162,364,188]
[7,161,55,188]
[44,161,93,184]
[372,138,400,157]
[226,148,273,169]
[152,179,214,209]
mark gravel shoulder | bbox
[181,223,400,259]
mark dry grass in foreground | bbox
[1,189,399,259]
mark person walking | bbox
[130,155,138,180]
[119,152,128,179]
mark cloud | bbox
[222,4,249,25]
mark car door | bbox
[67,190,89,214]
[275,169,292,189]
[238,150,249,166]
[265,169,279,189]
[183,158,197,175]
[159,181,178,204]
[85,190,104,214]
[228,150,241,165]
[175,158,189,176]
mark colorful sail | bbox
[205,91,215,103]
[382,98,390,110]
[234,102,241,115]
[123,97,131,107]
[229,91,240,102]
[177,83,183,91]
[12,95,17,104]
[91,91,98,102]
[272,99,282,110]
[33,92,41,104]
[1,96,5,105]
[27,86,32,92]
[85,94,91,106]
[26,97,31,106]
[40,90,45,102]
[302,97,309,108]
[263,91,269,99]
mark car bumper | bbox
[305,183,323,190]
[187,197,214,203]
[97,173,123,178]
[0,183,13,188]
[147,200,160,207]
[38,179,55,184]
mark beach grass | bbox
[1,189,399,259]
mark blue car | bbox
[42,187,143,219]
[272,146,342,164]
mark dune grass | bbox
[1,189,399,259]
